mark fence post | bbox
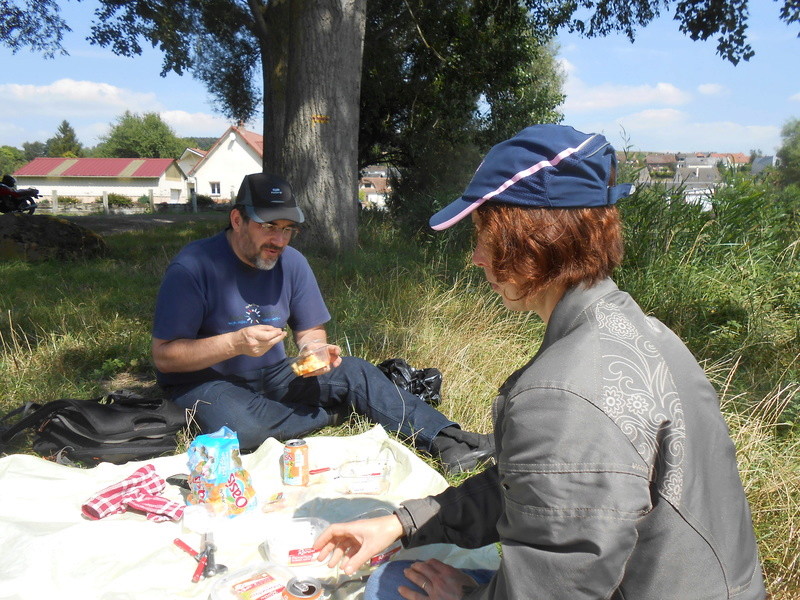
[191,189,198,213]
[149,189,154,212]
[51,190,58,213]
[102,192,109,214]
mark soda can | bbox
[282,576,323,600]
[282,439,309,486]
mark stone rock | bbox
[0,214,109,261]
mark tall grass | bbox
[0,190,798,597]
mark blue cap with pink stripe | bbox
[429,124,635,231]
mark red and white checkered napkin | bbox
[81,463,184,523]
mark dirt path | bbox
[59,211,228,236]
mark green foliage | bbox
[616,172,799,422]
[57,196,80,205]
[524,0,799,65]
[195,194,214,208]
[0,145,26,176]
[94,111,185,159]
[89,1,259,124]
[106,193,133,207]
[360,0,564,170]
[0,0,69,57]
[22,141,47,161]
[777,117,800,187]
[46,120,83,158]
[182,137,217,151]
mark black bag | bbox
[0,390,187,466]
[377,358,443,407]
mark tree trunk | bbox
[261,0,366,254]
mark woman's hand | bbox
[314,515,403,575]
[400,559,479,600]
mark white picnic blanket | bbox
[0,425,500,600]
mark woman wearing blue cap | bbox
[314,125,766,600]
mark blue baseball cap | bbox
[429,124,634,231]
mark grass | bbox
[0,192,798,597]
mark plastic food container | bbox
[290,342,331,376]
[263,517,329,567]
[334,442,395,496]
[210,562,293,600]
[334,459,390,495]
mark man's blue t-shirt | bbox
[152,231,331,387]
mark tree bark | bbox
[261,0,366,253]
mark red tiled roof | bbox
[239,127,264,156]
[711,152,750,164]
[14,157,176,178]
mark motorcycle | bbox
[0,175,39,215]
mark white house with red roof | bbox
[13,157,187,204]
[11,125,265,207]
[185,125,263,202]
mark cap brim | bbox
[245,204,305,224]
[429,196,486,231]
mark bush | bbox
[106,193,133,207]
[57,196,80,205]
[136,195,151,205]
[195,194,214,208]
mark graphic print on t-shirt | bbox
[228,304,284,327]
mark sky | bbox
[1,1,798,156]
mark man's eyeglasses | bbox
[259,222,301,239]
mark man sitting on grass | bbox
[151,172,493,474]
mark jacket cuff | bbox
[393,496,442,548]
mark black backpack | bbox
[0,390,187,466]
[377,358,443,407]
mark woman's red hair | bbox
[474,204,623,300]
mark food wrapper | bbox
[186,426,257,517]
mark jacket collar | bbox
[541,278,619,350]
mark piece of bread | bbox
[291,352,328,376]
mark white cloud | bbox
[697,83,729,96]
[791,92,800,102]
[0,79,162,118]
[0,78,238,147]
[160,110,232,137]
[561,66,691,113]
[605,109,780,153]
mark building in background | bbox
[13,157,186,205]
[359,165,393,209]
[186,125,262,203]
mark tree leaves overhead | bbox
[674,0,754,64]
[0,0,69,57]
[526,0,799,65]
[88,0,261,123]
[359,0,564,170]
[4,0,798,69]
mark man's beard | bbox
[254,256,278,270]
[251,243,282,270]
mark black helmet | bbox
[1,174,16,187]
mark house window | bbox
[210,182,221,195]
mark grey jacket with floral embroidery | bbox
[396,278,766,600]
